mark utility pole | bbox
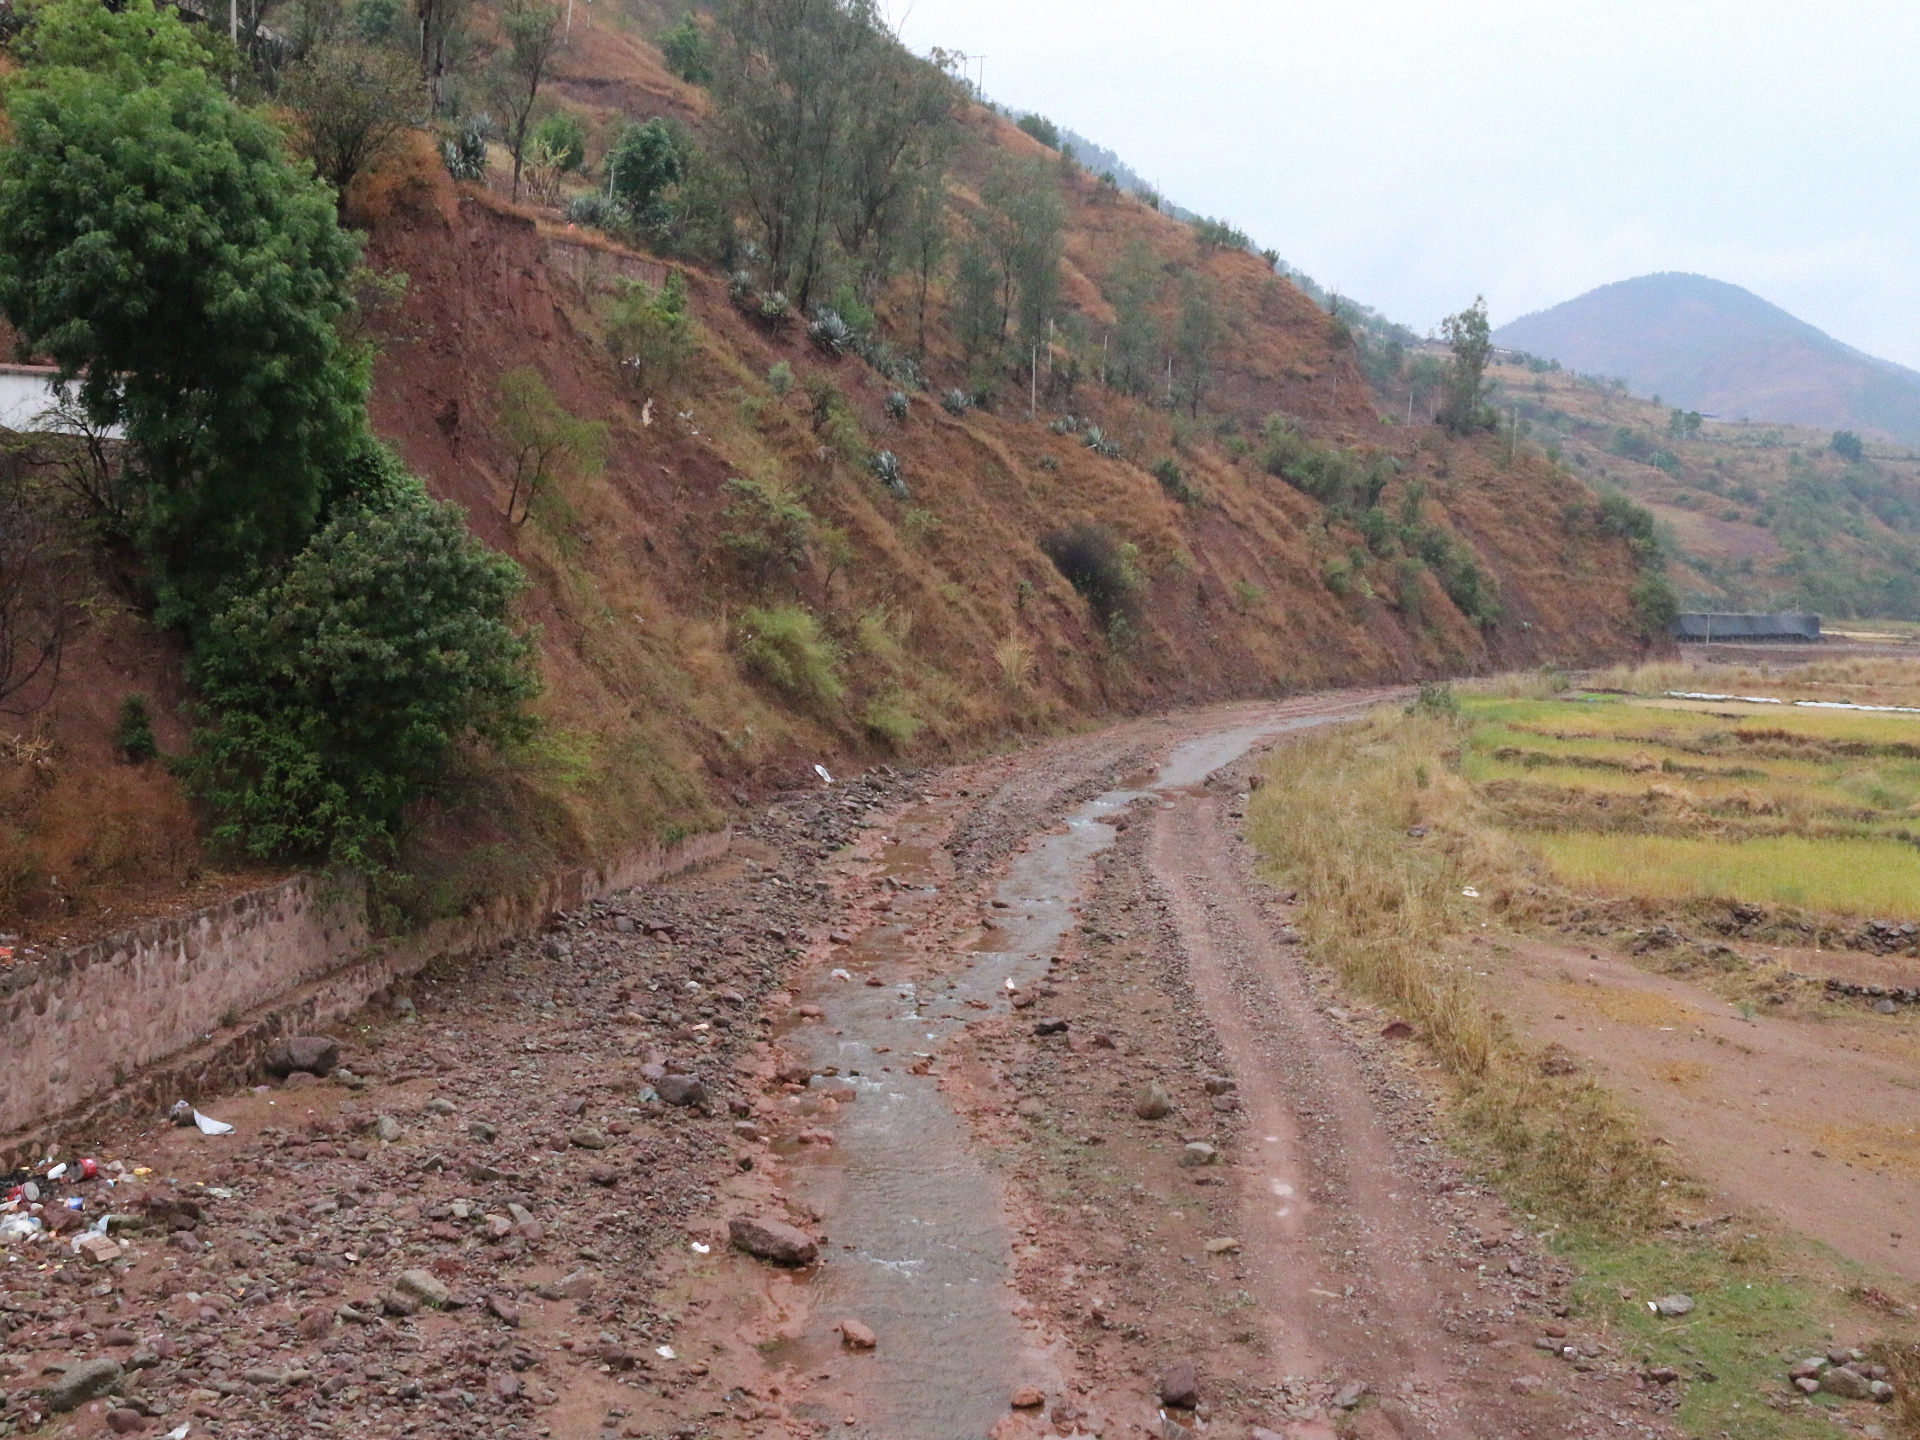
[1030,343,1038,419]
[231,0,237,45]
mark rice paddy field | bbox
[1464,663,1920,921]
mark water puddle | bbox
[769,707,1357,1435]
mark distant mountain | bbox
[1493,273,1920,445]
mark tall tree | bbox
[282,39,424,201]
[953,241,1001,379]
[0,0,368,625]
[1105,241,1162,396]
[490,0,562,201]
[901,163,950,358]
[979,156,1063,355]
[1171,270,1223,417]
[1438,296,1493,435]
[707,0,957,312]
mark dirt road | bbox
[3,697,1690,1439]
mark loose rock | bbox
[729,1214,818,1266]
[1134,1081,1174,1120]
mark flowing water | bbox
[771,708,1358,1437]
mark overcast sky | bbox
[892,0,1920,369]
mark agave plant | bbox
[884,390,909,423]
[759,290,791,323]
[941,389,971,416]
[566,193,620,228]
[727,270,754,304]
[1082,425,1123,458]
[443,114,491,182]
[872,450,910,499]
[808,307,853,355]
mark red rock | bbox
[839,1318,877,1348]
[728,1214,818,1266]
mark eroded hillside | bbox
[1,2,1654,942]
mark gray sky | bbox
[893,0,1920,369]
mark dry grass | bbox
[1247,710,1687,1232]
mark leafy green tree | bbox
[707,0,958,311]
[980,157,1063,354]
[606,117,687,216]
[901,163,950,357]
[530,108,587,173]
[952,241,1002,378]
[489,0,563,201]
[1172,270,1223,417]
[282,39,425,200]
[186,489,540,866]
[1016,113,1059,148]
[496,368,607,525]
[0,0,368,626]
[1832,430,1865,463]
[604,273,694,392]
[1667,407,1703,441]
[1105,242,1164,397]
[659,12,712,83]
[1629,574,1679,638]
[1437,296,1493,435]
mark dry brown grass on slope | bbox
[1247,708,1691,1233]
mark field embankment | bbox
[1248,663,1920,1436]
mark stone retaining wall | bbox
[1,827,729,1161]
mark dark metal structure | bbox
[1670,612,1821,642]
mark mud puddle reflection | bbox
[771,710,1354,1437]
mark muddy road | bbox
[3,696,1687,1440]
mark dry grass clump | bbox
[1248,707,1685,1233]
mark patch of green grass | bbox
[1530,831,1920,920]
[1558,1229,1894,1438]
[736,605,845,711]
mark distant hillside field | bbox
[1493,273,1920,445]
[1486,354,1920,618]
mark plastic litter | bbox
[0,1213,43,1242]
[44,1162,66,1181]
[1461,886,1481,899]
[191,1110,236,1136]
[689,1241,710,1254]
[830,968,851,981]
[167,1424,192,1440]
[655,1345,676,1359]
[814,764,833,785]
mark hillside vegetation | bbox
[1494,272,1920,445]
[1486,352,1920,618]
[0,0,1656,945]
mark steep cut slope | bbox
[1495,272,1920,443]
[0,5,1657,946]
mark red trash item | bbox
[77,1159,98,1181]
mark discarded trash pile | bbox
[0,767,921,1438]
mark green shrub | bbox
[1192,216,1248,251]
[185,494,539,868]
[604,271,693,392]
[737,605,844,709]
[1015,113,1059,148]
[1151,456,1200,505]
[659,12,711,83]
[1321,555,1354,596]
[720,474,813,584]
[531,109,586,173]
[1040,523,1140,635]
[767,360,793,396]
[862,688,920,748]
[1832,430,1865,463]
[1629,574,1679,639]
[1405,680,1459,718]
[114,694,158,763]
